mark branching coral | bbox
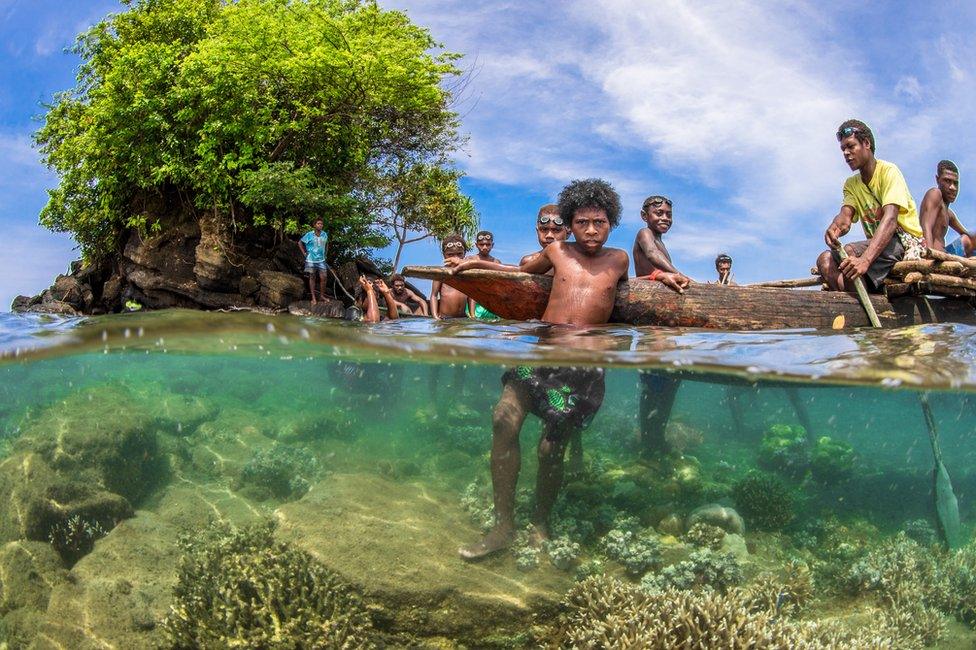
[161,521,374,649]
[47,514,108,565]
[744,560,814,618]
[552,575,899,649]
[544,536,581,571]
[757,423,810,478]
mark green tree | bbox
[35,0,475,264]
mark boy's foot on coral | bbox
[459,528,514,560]
[527,524,550,548]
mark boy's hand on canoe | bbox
[445,258,472,274]
[658,271,690,294]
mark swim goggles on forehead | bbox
[537,215,565,226]
[476,234,493,242]
[443,241,465,250]
[644,196,672,208]
[836,126,865,140]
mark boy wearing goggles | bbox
[431,235,473,318]
[633,195,692,293]
[817,119,923,291]
[467,230,502,319]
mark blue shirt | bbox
[300,230,328,263]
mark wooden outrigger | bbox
[402,266,976,330]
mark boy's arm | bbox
[947,210,971,239]
[359,277,381,323]
[635,231,679,274]
[406,289,430,315]
[446,257,520,273]
[920,188,945,249]
[430,281,441,319]
[467,297,476,317]
[824,206,854,247]
[298,237,307,258]
[374,280,399,320]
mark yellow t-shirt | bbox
[842,159,922,238]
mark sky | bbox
[3,0,976,309]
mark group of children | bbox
[297,118,974,561]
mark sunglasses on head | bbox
[538,215,565,226]
[836,126,864,141]
[476,235,493,242]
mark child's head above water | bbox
[640,195,673,234]
[475,230,494,255]
[557,178,622,229]
[441,234,468,257]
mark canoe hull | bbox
[403,266,976,330]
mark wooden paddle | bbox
[836,245,882,328]
[920,392,964,549]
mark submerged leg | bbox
[531,427,572,542]
[567,430,584,476]
[785,387,816,440]
[639,372,681,457]
[459,383,528,560]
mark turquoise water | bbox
[3,310,976,648]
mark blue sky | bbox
[2,0,976,309]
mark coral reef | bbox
[641,549,743,593]
[47,514,107,566]
[161,521,374,649]
[663,420,704,454]
[600,528,662,577]
[682,522,725,550]
[731,471,794,531]
[235,444,320,501]
[743,560,814,618]
[902,519,938,547]
[686,503,745,535]
[552,575,898,649]
[810,435,855,483]
[544,536,581,571]
[514,544,540,572]
[757,423,809,478]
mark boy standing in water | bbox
[298,218,329,304]
[633,195,691,293]
[448,178,630,559]
[920,160,974,256]
[430,234,472,318]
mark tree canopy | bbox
[36,0,477,263]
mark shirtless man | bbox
[632,195,691,293]
[430,235,472,318]
[389,274,428,316]
[357,277,399,323]
[920,160,974,256]
[447,178,629,559]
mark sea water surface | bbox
[2,309,976,648]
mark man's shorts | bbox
[502,365,605,436]
[946,237,969,257]
[305,261,328,274]
[830,237,904,291]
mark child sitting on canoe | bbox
[632,195,692,293]
[447,178,629,559]
[430,235,473,318]
[920,160,974,257]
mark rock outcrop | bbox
[9,212,393,316]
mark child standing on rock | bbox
[299,218,329,304]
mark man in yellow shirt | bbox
[816,119,924,292]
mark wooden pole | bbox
[746,277,824,289]
[924,247,976,271]
[891,259,970,278]
[837,245,882,327]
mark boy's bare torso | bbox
[435,283,469,317]
[543,242,629,326]
[633,229,673,276]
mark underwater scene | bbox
[5,311,976,648]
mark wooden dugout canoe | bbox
[402,266,976,330]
